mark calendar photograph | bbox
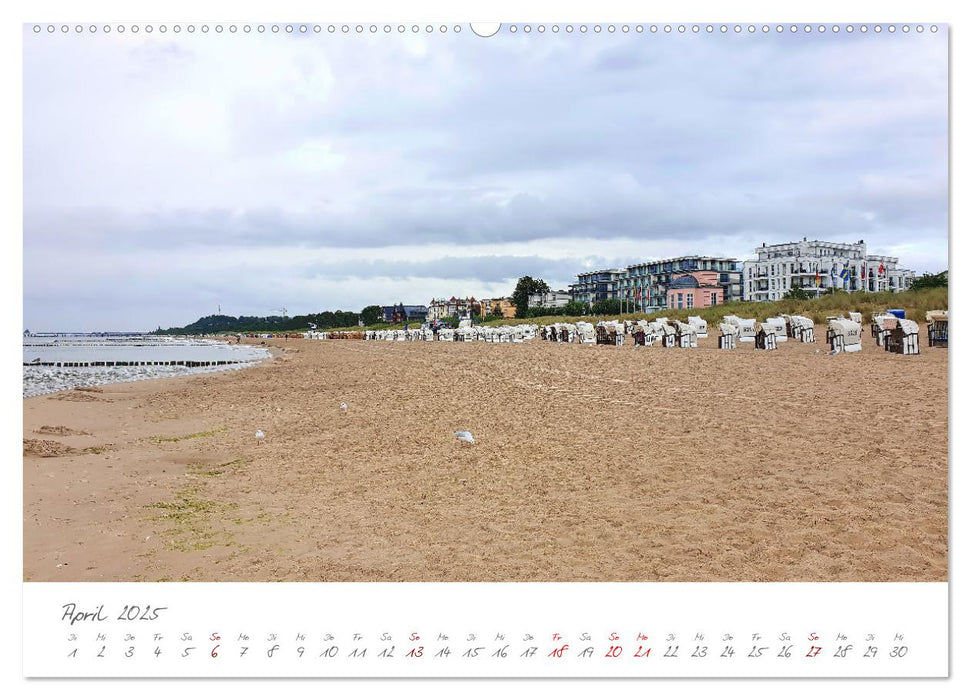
[23,21,947,596]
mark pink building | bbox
[666,272,724,310]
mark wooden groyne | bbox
[24,359,247,368]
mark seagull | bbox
[255,429,265,444]
[454,430,475,446]
[339,402,348,412]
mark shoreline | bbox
[23,330,948,583]
[22,337,277,399]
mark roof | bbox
[668,275,700,289]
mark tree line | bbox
[154,311,364,335]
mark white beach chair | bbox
[789,315,815,343]
[763,317,787,343]
[674,321,698,348]
[827,318,863,353]
[755,323,778,350]
[718,322,738,350]
[687,316,708,338]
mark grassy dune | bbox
[328,287,947,332]
[518,287,948,328]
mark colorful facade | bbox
[665,272,725,310]
[570,256,742,311]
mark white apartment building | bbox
[527,290,572,309]
[742,239,914,302]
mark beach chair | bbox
[659,322,677,347]
[674,321,698,348]
[789,315,815,343]
[595,324,611,345]
[827,318,862,353]
[724,315,756,342]
[576,322,596,344]
[687,316,708,338]
[926,311,948,348]
[755,324,778,350]
[869,313,895,347]
[610,322,625,345]
[762,317,787,342]
[718,322,737,350]
[884,318,920,355]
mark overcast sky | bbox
[23,25,947,331]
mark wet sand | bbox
[23,330,948,582]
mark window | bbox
[687,294,694,309]
[677,293,683,309]
[711,292,718,306]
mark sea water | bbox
[22,335,271,397]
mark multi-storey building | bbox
[741,239,914,302]
[569,269,627,305]
[427,296,517,321]
[620,256,743,311]
[380,304,427,323]
[571,256,742,311]
[488,298,518,319]
[527,290,572,309]
[427,297,470,322]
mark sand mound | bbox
[35,425,90,436]
[50,391,104,402]
[23,439,76,458]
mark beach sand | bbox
[23,329,948,582]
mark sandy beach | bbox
[23,330,948,582]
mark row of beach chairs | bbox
[349,309,945,357]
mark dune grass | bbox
[517,287,948,328]
[321,288,946,332]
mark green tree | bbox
[592,298,622,315]
[909,271,948,291]
[561,301,589,316]
[360,305,382,325]
[783,287,813,300]
[511,276,551,318]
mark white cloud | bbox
[23,28,948,330]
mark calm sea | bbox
[23,335,270,397]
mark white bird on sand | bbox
[255,429,265,444]
[340,402,348,412]
[454,430,475,446]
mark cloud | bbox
[22,27,948,330]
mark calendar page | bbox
[17,0,952,687]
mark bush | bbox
[910,271,948,291]
[592,299,622,315]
